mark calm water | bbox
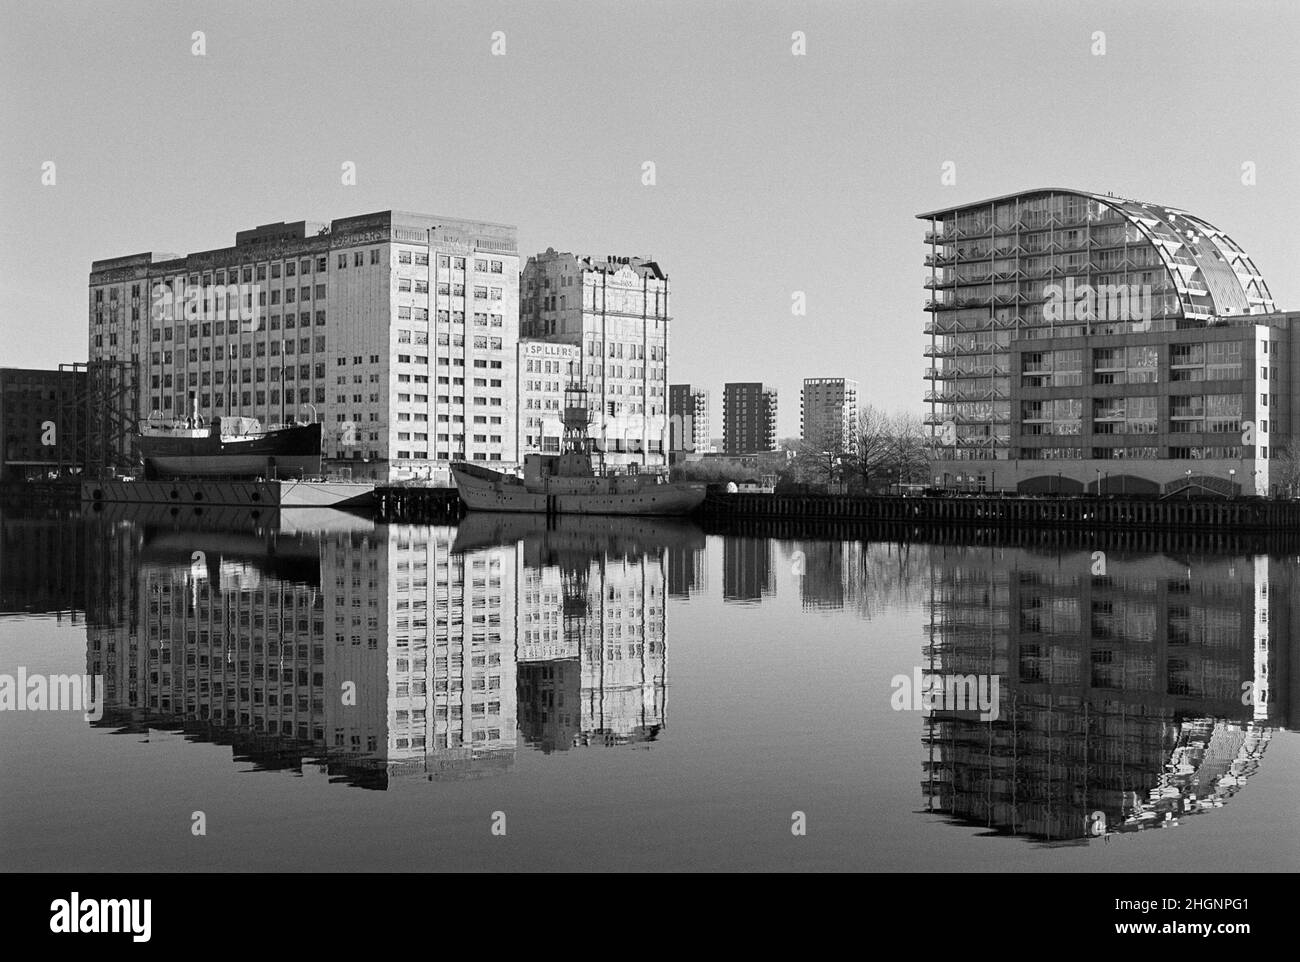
[1,507,1296,872]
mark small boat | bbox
[452,383,705,516]
[138,394,322,480]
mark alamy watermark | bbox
[1043,278,1152,325]
[891,668,1000,722]
[50,893,150,942]
[150,279,263,331]
[0,669,104,721]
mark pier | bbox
[80,478,375,509]
[375,486,463,523]
[700,491,1300,533]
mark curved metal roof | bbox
[918,188,1275,318]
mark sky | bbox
[2,0,1298,438]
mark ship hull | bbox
[452,464,705,516]
[139,423,322,480]
[144,454,321,480]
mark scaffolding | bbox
[57,359,141,478]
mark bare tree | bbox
[1272,447,1300,499]
[850,404,896,492]
[885,411,930,488]
[796,424,850,486]
[845,406,931,493]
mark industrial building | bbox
[89,210,520,483]
[520,249,670,471]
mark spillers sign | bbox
[329,227,391,249]
[523,342,579,359]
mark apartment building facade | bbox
[920,188,1279,494]
[722,381,778,454]
[520,249,670,471]
[668,383,711,454]
[88,210,520,483]
[800,376,858,451]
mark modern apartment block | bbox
[520,249,670,471]
[88,210,520,483]
[668,383,711,454]
[800,377,858,450]
[920,188,1280,494]
[722,382,778,454]
[517,339,581,455]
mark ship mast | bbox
[562,375,595,461]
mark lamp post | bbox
[1229,467,1236,498]
[1185,467,1192,501]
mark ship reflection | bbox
[921,547,1289,844]
[80,509,701,789]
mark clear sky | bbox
[2,0,1297,437]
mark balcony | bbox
[925,386,1007,404]
[947,272,993,286]
[950,220,992,239]
[923,343,945,358]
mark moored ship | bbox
[137,396,322,480]
[452,383,705,516]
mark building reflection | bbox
[667,537,706,600]
[723,537,773,603]
[456,514,699,752]
[0,513,86,619]
[921,546,1292,843]
[81,509,692,788]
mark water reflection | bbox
[921,547,1287,844]
[0,509,1291,853]
[75,511,700,789]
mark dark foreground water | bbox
[1,507,1296,872]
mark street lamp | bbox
[1229,467,1236,497]
[1185,468,1193,501]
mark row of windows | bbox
[395,253,504,273]
[94,258,328,297]
[151,389,322,410]
[152,363,324,388]
[1016,445,1259,460]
